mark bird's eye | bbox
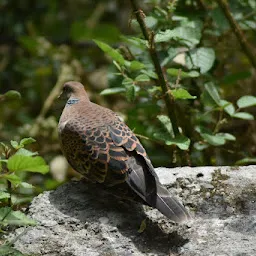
[63,84,73,93]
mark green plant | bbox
[0,89,49,255]
[0,137,49,228]
[93,0,256,166]
[0,137,49,255]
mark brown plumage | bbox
[58,81,190,223]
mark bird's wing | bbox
[107,118,159,194]
[108,118,148,157]
[60,120,132,184]
[108,119,190,222]
[107,117,158,175]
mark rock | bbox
[9,166,256,256]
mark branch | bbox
[30,64,78,136]
[129,0,180,136]
[216,0,256,69]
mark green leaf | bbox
[235,157,256,165]
[198,128,236,146]
[155,25,201,47]
[237,96,256,108]
[166,135,190,150]
[201,133,225,146]
[129,61,145,71]
[122,77,134,87]
[155,29,174,43]
[126,84,136,102]
[205,82,221,105]
[10,141,19,150]
[217,133,236,141]
[20,137,36,146]
[167,68,200,78]
[157,115,173,136]
[219,100,235,116]
[141,70,158,79]
[0,192,10,200]
[135,74,150,82]
[153,132,190,150]
[121,36,148,49]
[232,112,254,120]
[148,86,161,94]
[161,48,180,66]
[100,87,126,96]
[113,60,122,72]
[3,173,22,186]
[93,40,125,65]
[193,142,209,151]
[0,207,36,226]
[145,16,157,28]
[170,88,196,100]
[7,155,49,174]
[15,148,38,157]
[19,182,34,189]
[0,245,24,256]
[186,48,215,73]
[4,90,21,101]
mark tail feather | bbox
[126,153,190,223]
[152,184,190,222]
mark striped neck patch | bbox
[67,98,80,105]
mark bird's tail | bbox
[149,183,190,223]
[126,154,190,223]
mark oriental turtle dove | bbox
[58,81,190,223]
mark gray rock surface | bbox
[10,166,256,256]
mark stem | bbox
[30,64,77,136]
[214,109,223,134]
[135,133,165,145]
[216,0,256,69]
[2,147,12,207]
[129,0,180,136]
[7,180,11,207]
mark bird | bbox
[58,81,190,223]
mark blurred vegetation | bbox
[0,0,256,252]
[0,0,256,208]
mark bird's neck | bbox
[62,96,91,116]
[66,97,80,106]
[66,94,90,106]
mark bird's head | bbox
[58,81,90,103]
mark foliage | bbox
[94,1,256,165]
[0,135,49,255]
[0,90,49,254]
[0,135,49,224]
[1,2,256,169]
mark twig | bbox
[129,0,180,136]
[86,3,106,29]
[135,133,164,146]
[216,0,256,69]
[213,109,224,134]
[30,64,77,136]
[174,69,182,88]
